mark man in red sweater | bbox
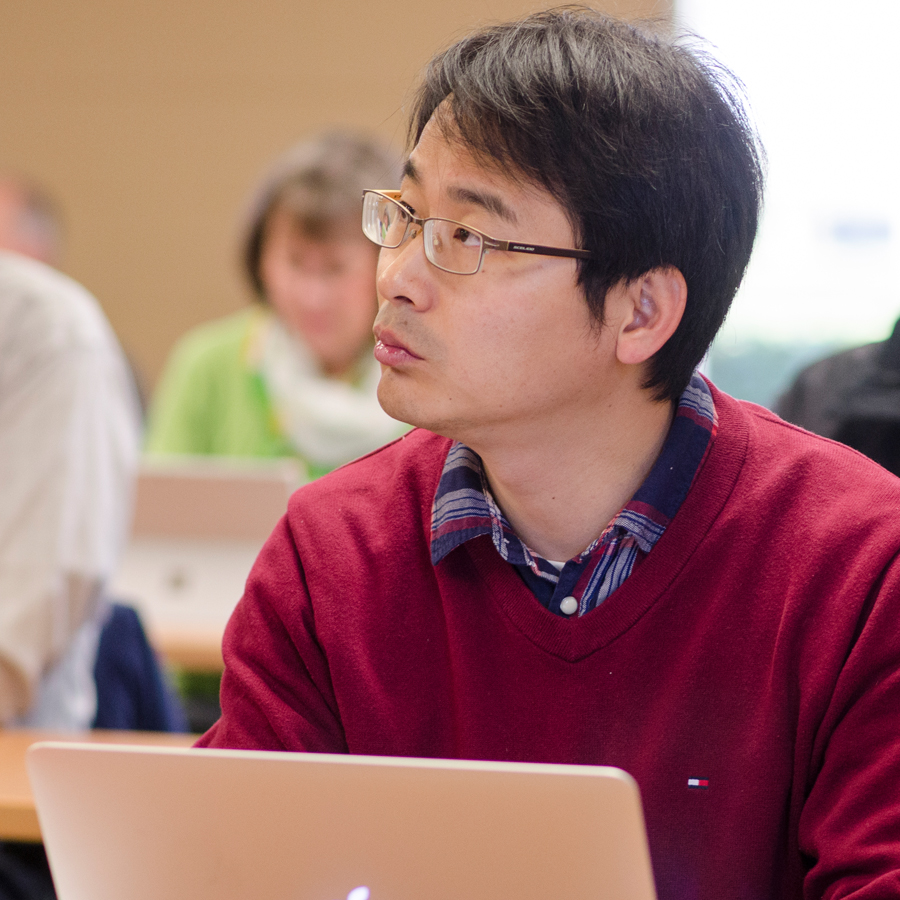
[199,9,900,898]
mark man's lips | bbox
[373,328,423,366]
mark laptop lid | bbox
[111,457,304,670]
[27,743,658,900]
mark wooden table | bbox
[0,728,196,842]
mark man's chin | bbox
[376,376,423,429]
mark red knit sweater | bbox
[200,386,900,899]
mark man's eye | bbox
[452,227,480,247]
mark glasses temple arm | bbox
[488,238,592,261]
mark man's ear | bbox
[614,267,687,366]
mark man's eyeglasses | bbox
[361,189,592,276]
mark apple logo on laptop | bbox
[346,888,369,900]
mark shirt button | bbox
[560,596,578,616]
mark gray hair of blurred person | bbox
[241,132,402,298]
[0,176,64,268]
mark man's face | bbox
[373,116,626,446]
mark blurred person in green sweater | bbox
[146,132,408,480]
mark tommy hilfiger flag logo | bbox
[687,778,709,789]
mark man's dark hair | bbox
[410,6,765,401]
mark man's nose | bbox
[376,231,434,310]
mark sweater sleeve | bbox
[195,514,349,753]
[799,553,900,899]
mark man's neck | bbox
[471,391,676,561]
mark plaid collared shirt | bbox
[430,374,717,617]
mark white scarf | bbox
[256,314,405,468]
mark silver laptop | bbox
[110,457,303,669]
[27,743,658,900]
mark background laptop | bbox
[110,456,303,671]
[27,743,658,900]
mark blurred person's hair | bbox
[0,175,64,267]
[410,7,765,402]
[242,132,402,297]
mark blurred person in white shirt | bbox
[0,250,141,727]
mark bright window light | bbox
[676,0,900,404]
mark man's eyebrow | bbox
[447,186,518,226]
[402,159,419,183]
[402,158,518,226]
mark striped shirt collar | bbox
[430,374,718,615]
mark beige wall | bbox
[0,0,670,387]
